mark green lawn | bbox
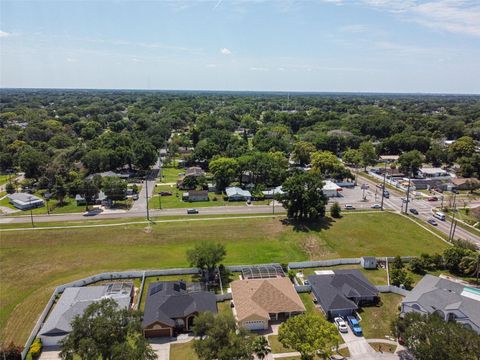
[150,185,269,209]
[0,174,10,186]
[160,167,183,183]
[358,293,403,339]
[170,341,198,360]
[0,212,447,345]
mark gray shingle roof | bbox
[40,284,132,337]
[403,275,480,328]
[142,281,217,328]
[308,269,378,314]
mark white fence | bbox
[288,258,361,269]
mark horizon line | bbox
[1,87,479,96]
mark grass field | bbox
[0,212,448,345]
[160,167,183,183]
[0,175,10,186]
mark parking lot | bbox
[327,184,387,210]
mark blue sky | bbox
[1,0,480,93]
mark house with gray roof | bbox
[39,282,133,346]
[7,193,44,210]
[401,274,480,334]
[142,281,217,337]
[308,269,379,319]
[225,187,251,201]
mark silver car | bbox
[334,317,348,333]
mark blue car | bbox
[346,316,363,336]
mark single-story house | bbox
[262,186,285,199]
[322,180,342,198]
[142,281,217,338]
[225,187,252,201]
[182,190,209,202]
[360,256,377,269]
[418,167,451,180]
[452,177,480,191]
[401,275,480,334]
[177,167,206,189]
[230,277,305,331]
[7,193,44,210]
[379,155,400,162]
[39,282,133,346]
[308,269,379,319]
[86,171,130,180]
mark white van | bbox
[433,211,446,221]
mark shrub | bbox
[409,258,425,274]
[391,256,404,270]
[5,182,15,194]
[330,202,341,218]
[212,196,218,201]
[29,339,42,358]
[390,268,413,289]
[0,342,23,360]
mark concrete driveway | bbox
[340,329,377,359]
[38,347,61,360]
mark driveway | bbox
[149,339,170,360]
[38,347,61,359]
[340,329,377,359]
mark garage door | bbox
[243,320,266,331]
[144,328,171,337]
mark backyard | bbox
[0,212,448,345]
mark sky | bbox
[1,0,480,93]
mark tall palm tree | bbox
[252,336,271,360]
[460,253,480,283]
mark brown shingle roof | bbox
[231,277,305,322]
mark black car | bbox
[409,208,418,215]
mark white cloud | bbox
[361,0,480,37]
[220,47,231,55]
[132,58,144,63]
[206,63,218,68]
[66,57,77,63]
[0,30,11,38]
[249,66,269,71]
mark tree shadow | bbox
[280,217,335,233]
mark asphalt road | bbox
[356,173,480,247]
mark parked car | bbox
[434,188,443,193]
[187,208,199,214]
[159,191,172,196]
[409,208,418,215]
[132,194,139,200]
[428,196,438,201]
[346,316,363,336]
[344,204,356,210]
[452,188,459,194]
[427,218,438,226]
[334,317,348,333]
[371,204,381,209]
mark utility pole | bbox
[28,196,34,228]
[145,175,150,221]
[272,188,275,215]
[404,172,412,214]
[448,211,456,241]
[380,161,387,211]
